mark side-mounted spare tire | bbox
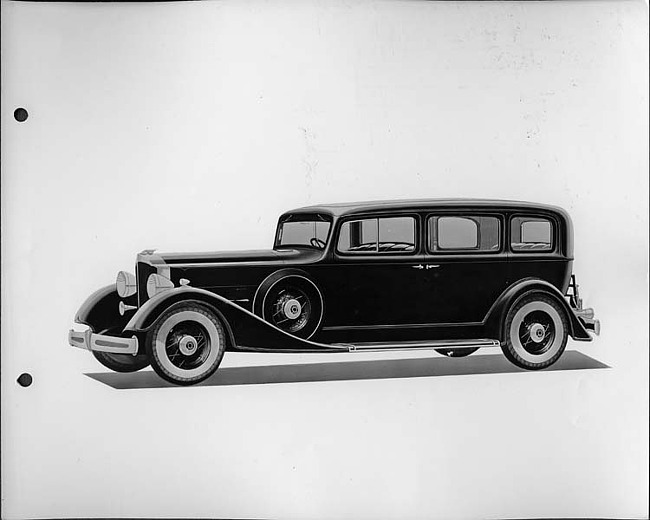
[254,273,324,340]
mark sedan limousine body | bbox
[69,199,600,385]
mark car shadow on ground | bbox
[85,350,610,389]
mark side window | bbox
[429,215,501,252]
[337,216,416,253]
[378,217,415,252]
[337,219,378,252]
[438,217,477,249]
[511,217,553,252]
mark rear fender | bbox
[485,278,592,342]
[124,287,345,353]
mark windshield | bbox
[275,214,332,250]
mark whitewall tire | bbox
[501,294,568,370]
[146,303,226,386]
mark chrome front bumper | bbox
[68,329,139,355]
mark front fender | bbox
[485,278,591,341]
[124,287,345,353]
[74,284,128,333]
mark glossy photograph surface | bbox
[1,1,648,519]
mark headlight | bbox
[146,273,174,298]
[116,271,137,298]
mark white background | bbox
[1,1,648,518]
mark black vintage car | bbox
[69,199,600,385]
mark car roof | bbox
[283,198,570,220]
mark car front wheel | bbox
[146,303,226,386]
[501,294,568,370]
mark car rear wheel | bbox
[146,303,226,386]
[435,347,479,358]
[92,328,150,373]
[501,294,568,370]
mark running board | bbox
[346,338,500,353]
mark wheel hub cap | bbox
[283,299,302,320]
[178,335,199,355]
[528,323,546,343]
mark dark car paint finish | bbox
[112,199,586,350]
[153,249,323,308]
[70,199,601,387]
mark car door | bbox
[421,212,509,324]
[319,214,428,328]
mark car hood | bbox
[157,248,323,266]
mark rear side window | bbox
[511,217,553,252]
[429,215,500,252]
[337,216,416,253]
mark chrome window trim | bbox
[335,214,420,256]
[425,212,504,255]
[508,213,557,255]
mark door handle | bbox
[412,264,424,270]
[426,264,440,270]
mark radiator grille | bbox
[136,261,157,307]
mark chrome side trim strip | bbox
[235,344,348,353]
[348,338,500,352]
[234,338,500,354]
[323,321,484,331]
